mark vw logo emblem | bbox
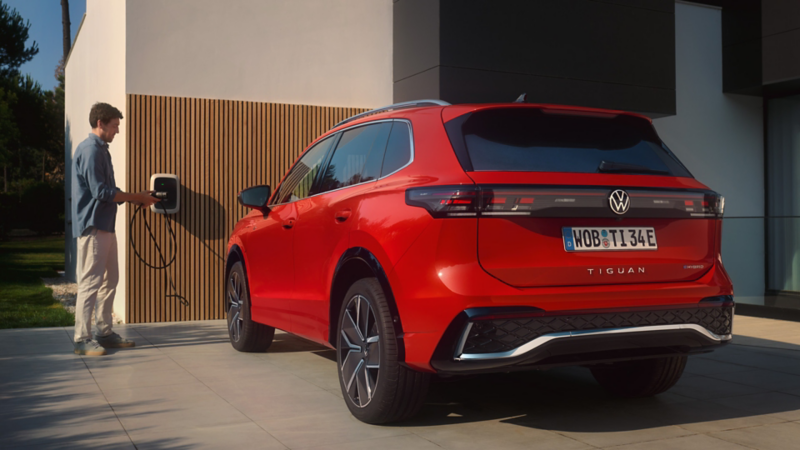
[609,189,630,215]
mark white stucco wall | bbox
[65,0,128,322]
[125,0,393,108]
[653,1,765,300]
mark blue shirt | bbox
[72,133,121,236]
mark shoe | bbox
[74,339,107,356]
[96,332,136,348]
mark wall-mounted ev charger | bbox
[149,173,180,214]
[129,172,187,306]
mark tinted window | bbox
[380,122,412,177]
[446,108,692,177]
[360,123,392,182]
[275,136,335,204]
[318,123,390,193]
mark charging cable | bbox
[129,200,189,307]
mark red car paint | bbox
[227,103,733,373]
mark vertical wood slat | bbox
[126,95,368,323]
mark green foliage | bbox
[0,2,65,236]
[0,86,17,166]
[0,182,64,238]
[0,1,39,77]
[0,236,73,329]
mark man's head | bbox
[89,102,123,143]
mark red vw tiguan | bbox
[226,100,734,424]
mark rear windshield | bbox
[444,108,692,177]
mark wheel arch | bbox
[330,247,406,362]
[226,244,245,278]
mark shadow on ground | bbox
[2,322,800,448]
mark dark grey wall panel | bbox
[394,0,676,115]
[393,67,440,103]
[762,0,800,36]
[692,0,764,94]
[438,66,675,116]
[723,39,764,95]
[438,0,675,90]
[763,28,800,84]
[761,0,800,91]
[393,0,439,83]
[595,0,673,13]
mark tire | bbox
[590,355,687,398]
[336,277,430,424]
[226,261,275,352]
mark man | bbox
[72,102,159,356]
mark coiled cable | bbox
[129,202,188,306]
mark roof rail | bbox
[334,99,451,128]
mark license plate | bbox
[563,227,657,252]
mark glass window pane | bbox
[275,136,335,204]
[360,123,392,182]
[380,122,412,177]
[767,95,800,293]
[319,124,385,193]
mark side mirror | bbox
[238,185,271,210]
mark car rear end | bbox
[390,104,733,378]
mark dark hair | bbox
[89,102,123,128]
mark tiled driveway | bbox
[2,315,800,449]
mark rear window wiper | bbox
[597,160,669,175]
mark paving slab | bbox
[0,315,800,449]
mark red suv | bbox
[226,100,734,424]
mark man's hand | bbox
[134,190,160,208]
[112,190,161,207]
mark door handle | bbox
[334,209,351,222]
[282,219,296,229]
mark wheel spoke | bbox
[343,310,364,344]
[228,277,239,306]
[366,342,380,366]
[340,330,360,351]
[235,273,243,303]
[229,311,240,341]
[235,318,242,342]
[356,362,371,407]
[343,354,363,392]
[357,296,370,339]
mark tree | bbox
[0,1,39,77]
[0,86,18,192]
[61,0,70,59]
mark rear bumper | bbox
[429,299,733,375]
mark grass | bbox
[0,236,74,329]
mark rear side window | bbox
[318,122,391,193]
[274,135,335,204]
[445,108,692,177]
[380,121,412,177]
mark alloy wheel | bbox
[227,270,244,342]
[339,295,381,408]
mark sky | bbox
[4,0,86,91]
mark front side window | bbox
[318,123,391,193]
[274,135,336,204]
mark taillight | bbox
[713,195,725,217]
[406,186,725,219]
[405,187,479,218]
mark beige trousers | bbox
[74,228,118,342]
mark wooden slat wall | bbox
[126,94,368,323]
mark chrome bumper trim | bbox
[455,324,732,361]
